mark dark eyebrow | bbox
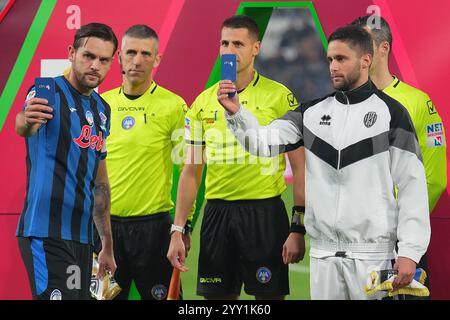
[125,49,152,56]
[83,50,112,60]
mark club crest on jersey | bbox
[50,289,62,300]
[73,125,105,151]
[99,112,107,125]
[151,285,167,300]
[26,88,36,102]
[85,110,94,125]
[256,267,272,284]
[364,112,377,128]
[122,116,135,130]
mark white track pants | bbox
[310,256,393,300]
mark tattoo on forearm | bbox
[94,183,110,238]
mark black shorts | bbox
[197,196,290,297]
[18,237,92,300]
[106,213,175,300]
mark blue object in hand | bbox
[35,77,56,106]
[221,54,236,98]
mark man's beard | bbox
[73,65,102,90]
[333,65,361,91]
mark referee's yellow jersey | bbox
[102,82,188,217]
[384,76,447,212]
[185,71,299,200]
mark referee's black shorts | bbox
[197,196,290,297]
[98,212,174,300]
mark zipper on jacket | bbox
[334,91,350,249]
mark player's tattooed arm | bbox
[94,160,113,245]
[94,182,111,239]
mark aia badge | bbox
[74,125,105,151]
[364,112,377,128]
[151,285,167,300]
[122,116,135,130]
[85,110,94,126]
[256,267,272,284]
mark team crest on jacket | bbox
[364,112,377,128]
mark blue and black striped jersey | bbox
[16,76,111,244]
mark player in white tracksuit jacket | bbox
[217,25,430,299]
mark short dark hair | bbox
[123,24,159,41]
[221,15,260,41]
[73,22,118,55]
[328,25,373,56]
[351,15,392,50]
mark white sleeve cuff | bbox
[397,246,423,264]
[224,105,243,121]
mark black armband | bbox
[290,206,306,234]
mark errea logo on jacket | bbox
[320,115,331,126]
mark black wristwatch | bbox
[290,206,306,235]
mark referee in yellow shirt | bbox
[352,15,447,298]
[167,15,306,300]
[101,25,191,300]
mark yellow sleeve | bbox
[416,94,447,212]
[184,97,205,146]
[278,87,300,117]
[173,97,199,224]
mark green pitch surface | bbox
[181,185,311,300]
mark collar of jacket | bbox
[334,80,377,105]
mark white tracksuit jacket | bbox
[226,80,430,263]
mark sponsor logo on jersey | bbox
[287,93,299,108]
[363,112,377,128]
[118,106,145,112]
[319,115,331,126]
[185,118,191,130]
[151,285,167,300]
[122,116,135,130]
[73,125,105,151]
[50,289,62,300]
[85,110,94,125]
[427,122,446,147]
[69,107,77,113]
[427,100,437,115]
[256,267,272,284]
